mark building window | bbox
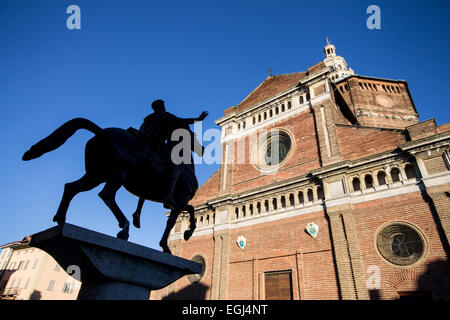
[249,204,254,216]
[62,282,74,294]
[287,101,291,110]
[376,223,426,266]
[391,168,401,182]
[47,280,56,291]
[289,194,295,207]
[272,198,277,211]
[298,191,304,204]
[264,270,293,300]
[280,196,286,209]
[405,164,416,179]
[187,255,206,284]
[377,171,387,186]
[364,174,374,188]
[257,202,261,214]
[317,187,324,200]
[299,96,304,104]
[352,177,361,192]
[261,131,292,166]
[24,278,30,290]
[306,93,310,101]
[264,200,269,213]
[235,208,239,219]
[307,189,314,202]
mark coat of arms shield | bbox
[306,222,319,238]
[236,236,246,249]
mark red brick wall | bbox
[336,126,406,160]
[231,111,321,194]
[351,191,450,299]
[226,210,339,300]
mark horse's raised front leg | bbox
[53,174,101,225]
[132,197,145,229]
[183,204,196,241]
[98,179,130,240]
[159,209,180,254]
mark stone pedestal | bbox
[29,223,202,300]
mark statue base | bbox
[29,223,202,300]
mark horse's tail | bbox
[22,118,102,161]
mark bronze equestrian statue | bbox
[22,100,208,254]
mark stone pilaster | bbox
[326,204,368,300]
[211,230,231,300]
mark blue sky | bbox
[0,0,449,250]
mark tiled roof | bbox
[236,71,307,113]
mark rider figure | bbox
[139,99,207,211]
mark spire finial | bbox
[326,37,330,45]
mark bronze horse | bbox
[22,118,198,254]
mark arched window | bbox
[298,191,304,204]
[242,205,246,217]
[317,187,324,200]
[258,114,261,122]
[264,112,267,120]
[242,121,246,129]
[299,96,304,104]
[264,200,269,212]
[377,171,387,186]
[206,215,210,225]
[364,174,373,188]
[269,110,273,117]
[289,193,295,207]
[200,216,203,226]
[391,168,401,182]
[307,189,314,202]
[287,101,292,109]
[237,123,240,130]
[249,203,254,216]
[252,117,256,125]
[405,164,416,179]
[280,196,286,209]
[257,202,261,214]
[272,198,277,210]
[352,177,361,192]
[281,104,285,112]
[235,208,239,219]
[275,107,279,115]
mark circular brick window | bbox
[376,223,426,266]
[187,255,206,284]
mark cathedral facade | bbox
[153,42,450,300]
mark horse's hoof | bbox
[162,247,172,255]
[132,213,140,229]
[117,230,129,241]
[159,241,172,255]
[53,215,65,225]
